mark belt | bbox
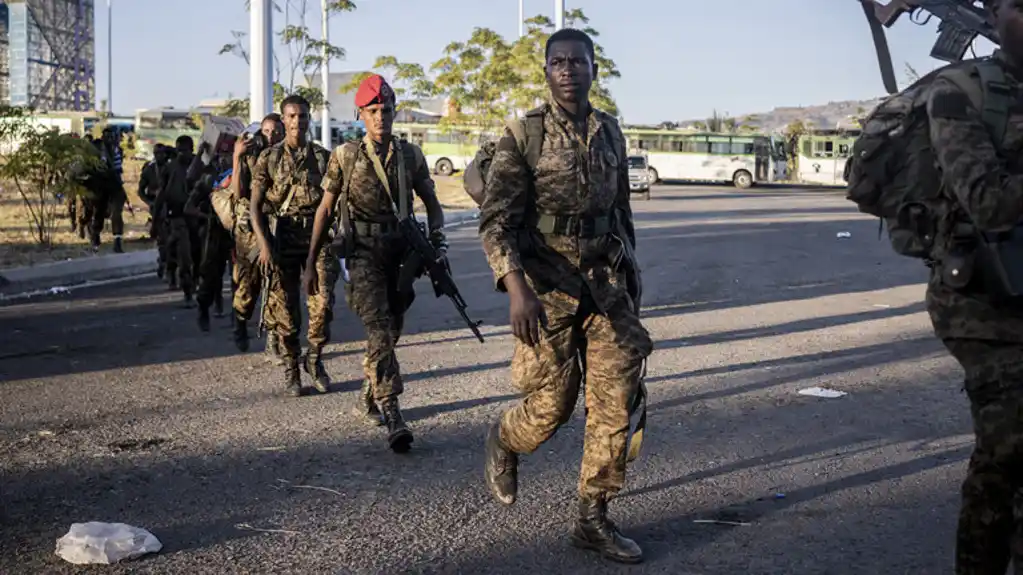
[535,213,612,238]
[353,220,399,236]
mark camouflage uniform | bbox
[138,159,170,279]
[927,49,1023,574]
[321,135,437,443]
[479,102,651,561]
[154,160,197,303]
[251,141,338,394]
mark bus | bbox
[793,129,860,186]
[310,119,366,148]
[134,108,203,159]
[623,128,787,188]
[392,122,493,176]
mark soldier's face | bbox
[261,119,284,145]
[154,151,167,165]
[545,40,596,105]
[995,1,1023,60]
[176,141,193,164]
[359,102,395,142]
[282,102,310,142]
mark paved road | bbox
[1,185,969,574]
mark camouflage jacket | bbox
[321,134,436,226]
[251,140,330,219]
[927,49,1023,342]
[478,101,635,312]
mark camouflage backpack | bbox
[844,57,1011,260]
[463,108,545,206]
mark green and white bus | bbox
[134,108,202,160]
[392,122,494,176]
[793,129,860,186]
[623,128,787,188]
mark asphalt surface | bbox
[1,184,969,574]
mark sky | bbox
[93,0,997,124]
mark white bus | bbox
[794,130,859,186]
[623,129,787,188]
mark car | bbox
[628,153,652,199]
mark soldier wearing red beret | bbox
[303,73,447,453]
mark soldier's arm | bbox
[479,128,531,292]
[928,76,1023,232]
[612,125,637,249]
[249,149,273,253]
[306,148,342,266]
[137,167,153,207]
[409,144,445,232]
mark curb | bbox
[0,209,480,298]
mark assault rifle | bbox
[859,0,997,94]
[398,216,485,344]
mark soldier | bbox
[303,74,447,453]
[232,114,285,357]
[93,126,128,253]
[188,147,234,330]
[478,29,651,564]
[927,1,1023,572]
[250,95,337,397]
[154,135,198,306]
[139,144,171,279]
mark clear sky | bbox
[95,0,997,123]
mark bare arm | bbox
[928,75,1023,232]
[306,147,343,266]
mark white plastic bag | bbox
[55,522,162,565]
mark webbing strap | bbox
[365,136,411,219]
[976,61,1011,148]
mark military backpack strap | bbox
[942,59,1012,149]
[522,109,545,172]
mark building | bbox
[0,0,95,111]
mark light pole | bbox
[107,0,112,114]
[519,0,524,38]
[250,0,274,123]
[554,0,564,30]
[320,0,330,147]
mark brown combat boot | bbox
[303,351,330,394]
[352,380,383,426]
[570,495,643,564]
[379,398,413,453]
[282,362,302,397]
[484,421,518,505]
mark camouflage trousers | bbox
[232,227,275,329]
[165,217,194,296]
[68,194,94,237]
[88,184,127,246]
[266,246,340,365]
[499,290,652,499]
[343,238,414,401]
[945,339,1023,575]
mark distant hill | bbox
[663,97,888,134]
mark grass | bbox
[0,161,478,270]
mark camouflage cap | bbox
[354,74,395,108]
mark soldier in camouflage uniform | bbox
[250,95,338,397]
[138,144,171,279]
[478,29,651,564]
[153,136,198,305]
[927,2,1023,572]
[304,74,447,453]
[232,114,285,357]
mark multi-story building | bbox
[0,0,95,111]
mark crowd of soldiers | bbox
[68,127,130,253]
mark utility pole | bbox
[107,0,112,114]
[519,0,524,38]
[554,0,564,30]
[250,0,274,123]
[321,0,331,147]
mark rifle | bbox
[859,0,998,94]
[398,216,485,344]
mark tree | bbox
[0,106,103,246]
[338,56,437,112]
[431,28,518,128]
[219,0,356,116]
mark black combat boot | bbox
[264,332,284,365]
[198,306,210,332]
[282,362,302,397]
[113,237,124,253]
[352,380,383,426]
[303,351,330,394]
[484,421,518,505]
[379,398,413,453]
[233,312,249,352]
[569,495,643,564]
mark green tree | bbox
[430,27,518,128]
[219,0,356,116]
[338,56,437,112]
[0,106,104,246]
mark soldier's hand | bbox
[505,272,547,347]
[258,244,274,272]
[302,266,319,296]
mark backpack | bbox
[844,57,1011,260]
[210,170,236,231]
[463,107,547,206]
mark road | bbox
[0,184,969,574]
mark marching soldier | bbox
[249,95,337,396]
[188,149,234,330]
[478,29,651,563]
[304,74,447,453]
[232,114,285,357]
[139,144,171,279]
[154,136,198,306]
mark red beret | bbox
[354,74,395,108]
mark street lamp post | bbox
[519,0,524,38]
[250,0,274,123]
[321,0,330,147]
[554,0,564,30]
[107,0,112,114]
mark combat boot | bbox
[156,259,165,280]
[352,380,383,426]
[282,362,302,397]
[264,332,284,365]
[233,312,249,352]
[197,306,210,332]
[303,351,330,394]
[379,398,413,453]
[484,421,518,505]
[213,293,224,318]
[113,237,124,253]
[569,495,643,564]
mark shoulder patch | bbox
[930,91,973,120]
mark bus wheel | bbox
[648,167,659,184]
[435,158,454,176]
[733,169,753,189]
